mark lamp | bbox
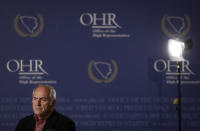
[168,38,193,61]
[168,39,185,61]
[168,38,193,131]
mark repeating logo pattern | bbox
[80,13,130,38]
[161,14,191,38]
[153,59,200,85]
[14,14,44,37]
[6,59,57,85]
[88,59,118,83]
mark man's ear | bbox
[51,100,56,107]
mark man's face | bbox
[32,87,54,117]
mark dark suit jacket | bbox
[15,110,75,131]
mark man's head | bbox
[32,85,56,118]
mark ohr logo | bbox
[7,59,48,75]
[154,59,194,75]
[80,13,121,28]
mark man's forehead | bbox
[35,86,50,92]
[34,87,50,96]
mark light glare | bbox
[168,39,185,61]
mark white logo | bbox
[80,13,121,28]
[153,59,200,85]
[154,59,194,75]
[7,59,48,75]
[6,59,57,85]
[80,13,130,38]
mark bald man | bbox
[15,85,75,131]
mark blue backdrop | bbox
[1,0,200,130]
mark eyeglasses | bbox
[33,97,49,102]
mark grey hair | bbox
[33,85,56,102]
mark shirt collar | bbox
[33,111,53,121]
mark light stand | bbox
[177,61,182,131]
[168,38,192,131]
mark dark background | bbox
[0,0,200,130]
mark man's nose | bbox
[36,99,41,106]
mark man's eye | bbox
[33,97,38,100]
[41,98,48,101]
[33,97,48,101]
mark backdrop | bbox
[0,0,200,131]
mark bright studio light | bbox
[168,39,185,61]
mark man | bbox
[15,85,75,131]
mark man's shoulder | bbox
[19,114,34,122]
[52,111,74,123]
[15,114,35,131]
[46,110,75,130]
